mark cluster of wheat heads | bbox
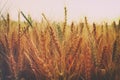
[0,12,120,80]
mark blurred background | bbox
[0,0,120,23]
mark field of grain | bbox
[0,10,120,80]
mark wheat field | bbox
[0,9,120,80]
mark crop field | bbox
[0,0,120,78]
[0,9,120,80]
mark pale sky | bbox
[1,0,120,23]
